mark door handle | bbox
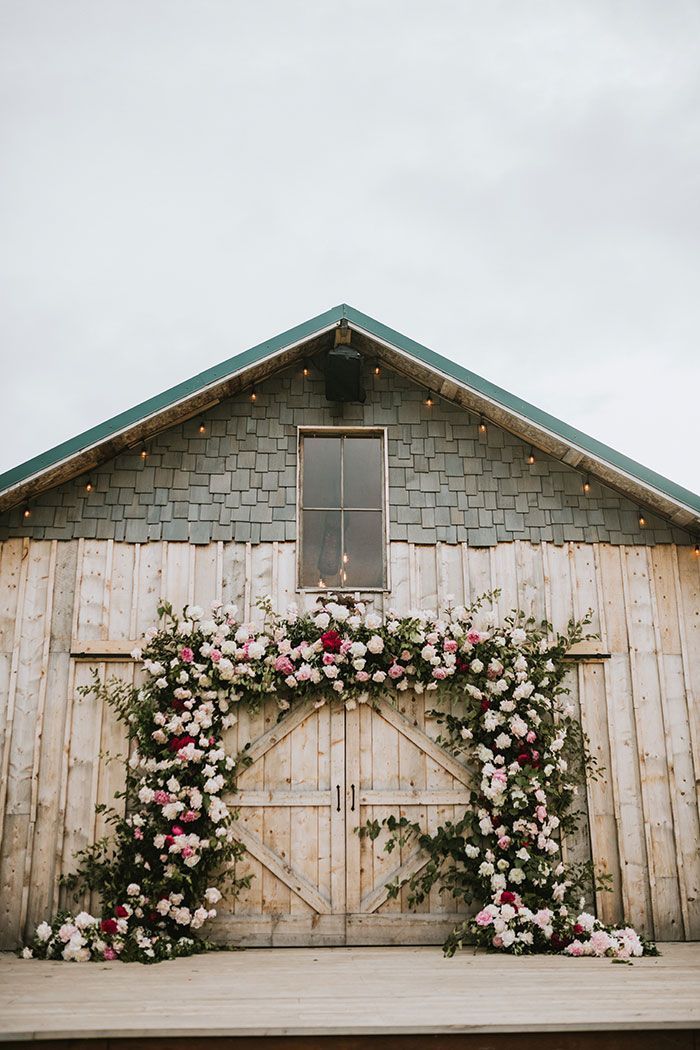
[336,785,341,812]
[351,783,356,812]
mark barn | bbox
[0,303,699,972]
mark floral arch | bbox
[25,594,654,963]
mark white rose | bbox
[314,613,330,630]
[365,613,382,630]
[36,921,52,942]
[367,635,384,654]
[186,605,203,621]
[127,883,140,896]
[204,887,222,905]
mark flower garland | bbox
[23,594,655,963]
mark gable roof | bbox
[1,303,698,531]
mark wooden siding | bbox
[0,537,698,947]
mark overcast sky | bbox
[1,1,699,492]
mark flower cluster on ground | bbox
[23,593,655,962]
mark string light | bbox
[302,360,310,378]
[638,510,646,528]
[478,417,487,434]
[425,390,434,407]
[250,386,257,402]
[198,421,206,434]
[527,448,536,465]
[23,505,31,519]
[85,479,93,493]
[583,476,591,494]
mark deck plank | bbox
[1,943,699,1040]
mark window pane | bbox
[343,511,384,588]
[303,437,341,508]
[343,437,383,508]
[301,510,342,588]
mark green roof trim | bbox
[1,303,698,517]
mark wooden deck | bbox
[1,943,699,1045]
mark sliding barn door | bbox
[345,696,471,944]
[219,693,471,946]
[221,697,346,946]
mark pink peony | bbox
[182,809,200,822]
[103,947,118,960]
[565,940,585,956]
[443,639,458,653]
[535,805,547,822]
[274,655,294,675]
[526,730,537,743]
[467,630,482,644]
[388,664,404,679]
[355,671,370,682]
[179,647,194,663]
[432,667,448,680]
[181,846,195,859]
[497,835,511,849]
[133,828,144,840]
[475,908,495,927]
[209,649,221,662]
[153,790,171,805]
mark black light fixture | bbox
[373,359,381,376]
[325,321,365,403]
[527,448,536,465]
[638,509,647,528]
[198,421,206,434]
[302,360,311,378]
[250,386,257,402]
[425,390,434,407]
[140,445,148,460]
[582,476,591,494]
[85,478,93,493]
[478,416,487,434]
[23,504,31,519]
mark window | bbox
[299,430,386,590]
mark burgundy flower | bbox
[100,918,118,934]
[114,905,128,918]
[320,630,342,653]
[516,752,530,766]
[168,734,196,753]
[480,699,490,712]
[500,891,516,905]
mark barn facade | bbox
[0,304,698,949]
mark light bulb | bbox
[527,449,535,465]
[198,422,206,434]
[425,390,433,407]
[479,417,487,434]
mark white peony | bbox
[367,635,384,654]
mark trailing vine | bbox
[22,593,656,962]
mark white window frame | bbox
[296,426,390,593]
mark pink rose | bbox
[432,667,448,680]
[536,805,547,822]
[355,671,370,682]
[209,649,221,662]
[497,835,511,849]
[153,790,171,805]
[274,655,294,674]
[133,828,144,840]
[475,908,495,927]
[182,809,200,822]
[103,947,118,960]
[322,653,336,666]
[179,647,194,663]
[565,940,584,957]
[444,639,458,653]
[526,730,537,743]
[181,846,194,859]
[492,934,504,948]
[400,650,411,661]
[171,825,184,836]
[467,630,482,644]
[388,664,404,679]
